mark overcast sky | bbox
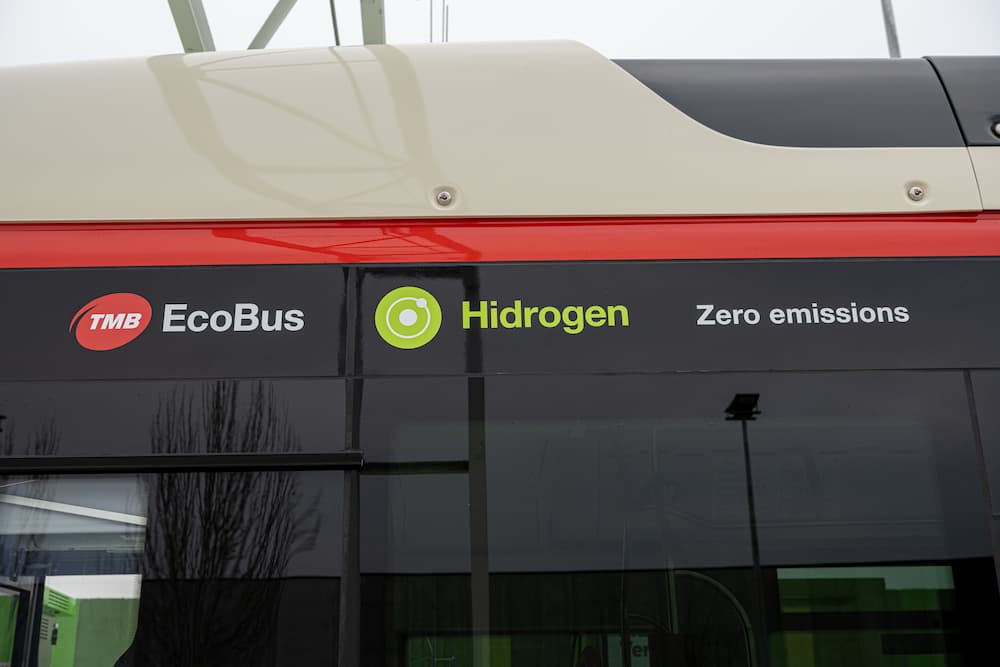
[1,0,997,67]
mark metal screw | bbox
[436,190,454,206]
[907,185,925,202]
[992,121,1000,139]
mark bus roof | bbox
[1,41,997,222]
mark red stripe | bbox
[2,213,1000,268]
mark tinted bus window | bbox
[359,371,1000,667]
[359,378,468,463]
[0,379,345,456]
[486,372,991,569]
[360,474,473,666]
[0,471,342,666]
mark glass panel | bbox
[743,372,986,566]
[479,372,997,667]
[358,371,1000,666]
[484,374,759,667]
[361,474,471,664]
[771,561,1000,665]
[0,475,145,667]
[360,378,467,463]
[362,474,470,573]
[0,471,342,667]
[485,374,757,573]
[486,372,991,570]
[0,379,345,456]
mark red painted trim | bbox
[2,213,1000,269]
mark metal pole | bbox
[249,0,299,49]
[360,0,386,44]
[739,420,771,667]
[880,0,901,57]
[166,0,216,53]
[330,0,341,46]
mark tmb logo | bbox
[70,293,152,351]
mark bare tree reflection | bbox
[127,380,319,666]
[0,417,60,457]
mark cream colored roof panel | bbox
[970,147,1000,211]
[0,41,984,221]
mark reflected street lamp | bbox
[725,393,770,667]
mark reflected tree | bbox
[125,380,319,667]
[0,417,59,457]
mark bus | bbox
[1,41,999,667]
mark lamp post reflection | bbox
[725,393,769,667]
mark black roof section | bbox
[615,59,966,148]
[926,56,1000,147]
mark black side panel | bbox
[615,59,965,148]
[926,56,1000,146]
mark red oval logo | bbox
[70,293,152,351]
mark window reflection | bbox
[772,565,969,665]
[0,470,341,667]
[0,379,345,457]
[0,476,145,666]
[39,576,141,667]
[360,372,1000,666]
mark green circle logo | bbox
[375,286,442,349]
